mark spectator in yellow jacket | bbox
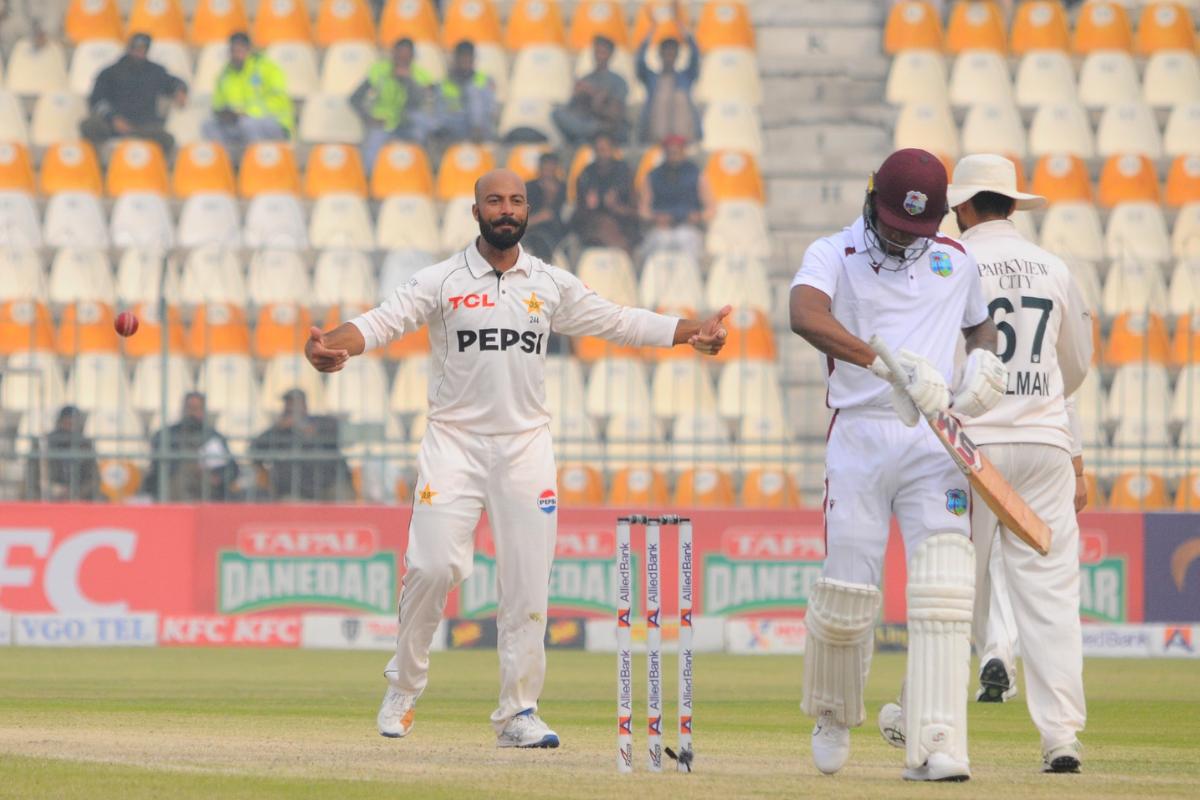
[350,38,434,174]
[203,32,294,152]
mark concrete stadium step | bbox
[750,0,885,28]
[763,122,890,176]
[758,26,888,78]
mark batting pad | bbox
[801,578,881,727]
[905,533,975,770]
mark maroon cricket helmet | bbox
[871,148,948,238]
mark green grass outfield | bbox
[0,649,1197,799]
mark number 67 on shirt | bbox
[868,335,1052,556]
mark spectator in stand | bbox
[639,135,714,262]
[252,389,352,502]
[23,406,100,502]
[351,38,434,173]
[203,32,294,151]
[79,32,188,155]
[428,41,497,144]
[571,132,639,252]
[635,2,700,145]
[143,392,239,502]
[524,151,568,260]
[552,35,629,146]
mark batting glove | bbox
[952,348,1008,418]
[867,353,933,427]
[895,349,950,417]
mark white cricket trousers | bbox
[383,420,558,732]
[971,443,1086,751]
[823,407,971,587]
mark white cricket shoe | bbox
[497,709,560,749]
[811,710,850,775]
[1043,740,1083,773]
[903,752,971,782]
[877,702,905,749]
[377,687,417,738]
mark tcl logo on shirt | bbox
[456,328,545,353]
[448,294,495,310]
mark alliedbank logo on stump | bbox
[702,529,825,615]
[219,526,396,614]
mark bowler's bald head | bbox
[474,169,526,205]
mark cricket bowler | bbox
[789,148,1006,781]
[305,169,730,749]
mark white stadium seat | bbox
[1014,50,1076,109]
[697,47,763,107]
[1097,101,1164,160]
[192,42,229,97]
[1,350,66,413]
[148,40,194,86]
[0,191,42,249]
[707,200,770,259]
[43,192,109,250]
[48,249,115,306]
[178,192,242,249]
[1165,102,1200,158]
[1102,259,1168,317]
[1106,202,1172,265]
[320,41,377,96]
[509,45,573,103]
[440,195,479,253]
[718,360,785,421]
[111,192,175,250]
[314,250,377,306]
[0,249,44,301]
[390,356,431,417]
[247,249,311,306]
[0,89,30,143]
[961,101,1028,157]
[67,353,131,411]
[379,249,435,298]
[894,100,958,158]
[701,101,763,157]
[243,193,308,250]
[585,357,651,419]
[131,356,194,419]
[69,39,122,96]
[265,42,320,98]
[1174,203,1200,259]
[670,413,729,471]
[299,93,365,143]
[1040,202,1105,263]
[1144,51,1200,109]
[603,414,660,469]
[310,193,375,250]
[886,49,948,107]
[949,49,1012,108]
[651,359,718,420]
[5,39,68,96]
[31,92,87,147]
[576,248,638,306]
[116,248,180,307]
[1066,258,1102,314]
[639,250,704,311]
[706,255,771,315]
[324,356,391,424]
[498,97,560,145]
[376,194,441,252]
[543,355,586,415]
[1029,101,1094,158]
[261,354,326,414]
[1078,50,1141,109]
[1168,259,1200,316]
[180,246,247,307]
[199,354,260,416]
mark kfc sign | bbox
[159,615,301,647]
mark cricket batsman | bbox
[946,154,1092,772]
[789,148,1006,781]
[305,169,730,749]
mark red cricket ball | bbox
[114,311,139,337]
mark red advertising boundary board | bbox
[0,504,1147,624]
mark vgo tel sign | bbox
[218,525,396,614]
[702,527,825,616]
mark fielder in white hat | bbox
[877,153,1095,774]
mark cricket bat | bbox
[868,336,1051,556]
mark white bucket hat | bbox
[946,154,1046,211]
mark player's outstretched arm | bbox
[672,305,731,355]
[789,285,875,367]
[305,324,365,373]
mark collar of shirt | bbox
[959,218,1018,242]
[464,239,533,279]
[848,215,868,253]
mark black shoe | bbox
[976,657,1010,703]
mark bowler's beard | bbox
[478,214,527,250]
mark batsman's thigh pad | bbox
[905,533,975,770]
[801,578,882,727]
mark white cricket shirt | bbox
[957,219,1093,454]
[791,216,989,410]
[351,241,679,435]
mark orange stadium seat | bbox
[238,142,301,197]
[254,303,313,359]
[253,0,314,45]
[714,307,775,362]
[1104,311,1170,366]
[128,0,186,41]
[316,0,376,46]
[945,1,1006,54]
[0,141,35,192]
[705,150,764,203]
[187,302,251,358]
[1081,472,1102,508]
[1098,154,1161,208]
[121,302,186,358]
[632,2,691,48]
[1031,154,1093,204]
[1109,471,1170,510]
[609,466,670,506]
[106,140,169,196]
[436,143,495,200]
[379,0,440,45]
[442,0,502,47]
[1174,469,1200,510]
[370,141,435,197]
[65,0,122,43]
[695,2,755,54]
[569,1,629,51]
[385,325,430,359]
[1171,314,1200,365]
[884,1,943,54]
[190,0,249,45]
[506,143,552,181]
[740,468,801,509]
[0,299,55,354]
[1072,1,1132,54]
[39,141,102,195]
[566,145,594,204]
[56,301,119,356]
[633,145,663,195]
[505,0,566,49]
[304,143,368,197]
[172,142,236,197]
[1010,0,1069,55]
[1167,155,1200,207]
[1137,2,1196,55]
[557,464,604,505]
[675,467,735,507]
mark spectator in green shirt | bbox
[203,31,294,152]
[428,40,497,144]
[350,38,433,174]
